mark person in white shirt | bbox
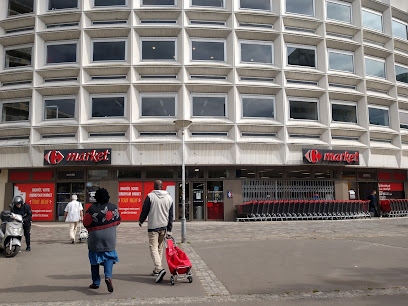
[64,195,84,244]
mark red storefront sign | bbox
[303,149,359,165]
[14,183,55,221]
[379,183,405,200]
[118,182,143,221]
[44,148,111,165]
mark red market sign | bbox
[118,182,143,221]
[14,183,55,221]
[303,149,359,165]
[44,149,111,166]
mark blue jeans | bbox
[91,260,113,286]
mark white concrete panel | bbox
[0,148,32,168]
[187,143,235,165]
[368,150,399,168]
[237,143,283,165]
[133,143,180,165]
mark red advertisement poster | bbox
[379,183,405,200]
[144,182,176,220]
[118,182,143,221]
[14,183,55,221]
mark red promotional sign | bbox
[14,183,55,221]
[379,182,405,200]
[118,182,143,221]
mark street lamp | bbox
[174,119,192,243]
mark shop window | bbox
[259,169,283,179]
[93,40,126,62]
[141,94,176,117]
[48,0,78,10]
[342,170,356,180]
[208,169,230,179]
[396,65,408,84]
[289,98,318,121]
[368,105,389,126]
[94,0,126,6]
[288,169,311,179]
[242,95,275,118]
[91,96,125,118]
[142,0,175,5]
[400,111,408,129]
[236,169,256,178]
[2,101,30,122]
[240,0,271,11]
[46,42,77,64]
[365,57,385,79]
[88,170,109,180]
[117,169,141,178]
[287,45,316,68]
[8,0,34,16]
[44,97,76,120]
[141,39,176,61]
[192,0,223,8]
[57,170,85,180]
[286,0,314,17]
[5,46,32,68]
[328,50,354,73]
[326,0,351,24]
[191,40,225,62]
[392,19,407,40]
[331,101,357,123]
[362,8,383,32]
[192,95,226,117]
[314,170,331,179]
[146,169,174,179]
[186,168,204,179]
[240,41,273,64]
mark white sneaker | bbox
[155,269,166,283]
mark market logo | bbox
[44,151,65,165]
[304,150,322,163]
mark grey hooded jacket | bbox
[139,190,173,234]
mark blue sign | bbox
[227,191,232,198]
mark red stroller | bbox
[165,236,193,285]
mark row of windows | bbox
[2,95,408,129]
[4,40,408,82]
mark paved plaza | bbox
[1,218,408,305]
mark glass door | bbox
[56,183,85,221]
[207,181,224,220]
[192,182,205,220]
[178,182,190,220]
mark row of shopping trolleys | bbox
[235,200,370,222]
[380,199,408,217]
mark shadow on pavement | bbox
[0,285,106,296]
[47,273,170,285]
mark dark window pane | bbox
[400,112,408,129]
[93,41,126,61]
[393,20,407,40]
[2,102,30,122]
[365,58,385,78]
[362,9,383,32]
[329,51,354,73]
[141,96,175,117]
[396,65,408,83]
[369,107,389,126]
[242,97,274,118]
[142,41,175,60]
[117,169,141,178]
[332,103,357,123]
[44,98,75,119]
[327,1,351,23]
[94,0,126,6]
[259,169,283,179]
[289,100,318,120]
[193,96,225,117]
[241,43,273,64]
[5,47,32,68]
[47,43,77,64]
[92,97,125,117]
[208,169,230,178]
[192,0,223,7]
[286,0,314,16]
[236,169,256,178]
[88,170,109,180]
[49,0,78,10]
[240,0,271,10]
[287,46,315,67]
[146,169,174,178]
[142,0,175,5]
[8,0,34,16]
[192,41,224,61]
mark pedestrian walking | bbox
[11,196,32,251]
[83,188,121,292]
[367,190,380,217]
[64,195,83,244]
[139,180,174,283]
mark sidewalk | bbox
[1,218,408,305]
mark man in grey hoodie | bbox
[139,180,173,283]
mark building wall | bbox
[0,169,8,210]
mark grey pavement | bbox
[1,218,408,305]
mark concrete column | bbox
[101,181,119,206]
[335,180,349,200]
[223,180,242,221]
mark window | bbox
[44,97,75,120]
[190,20,226,26]
[142,0,175,5]
[287,45,316,68]
[92,20,127,25]
[396,65,408,84]
[93,40,126,62]
[240,41,273,64]
[192,40,225,62]
[242,95,274,118]
[326,0,351,24]
[328,50,354,73]
[286,0,314,17]
[192,95,226,117]
[331,101,357,123]
[2,101,29,122]
[140,20,177,24]
[8,0,34,16]
[91,96,125,118]
[192,0,223,7]
[141,39,176,60]
[393,19,407,40]
[289,98,318,121]
[94,0,126,6]
[5,27,34,34]
[48,0,78,10]
[46,22,79,29]
[365,57,385,79]
[369,105,389,126]
[5,47,32,68]
[239,23,273,29]
[141,95,176,117]
[240,0,271,11]
[400,111,408,129]
[362,9,383,32]
[46,42,77,64]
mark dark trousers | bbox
[369,204,380,217]
[91,260,114,286]
[23,223,31,247]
